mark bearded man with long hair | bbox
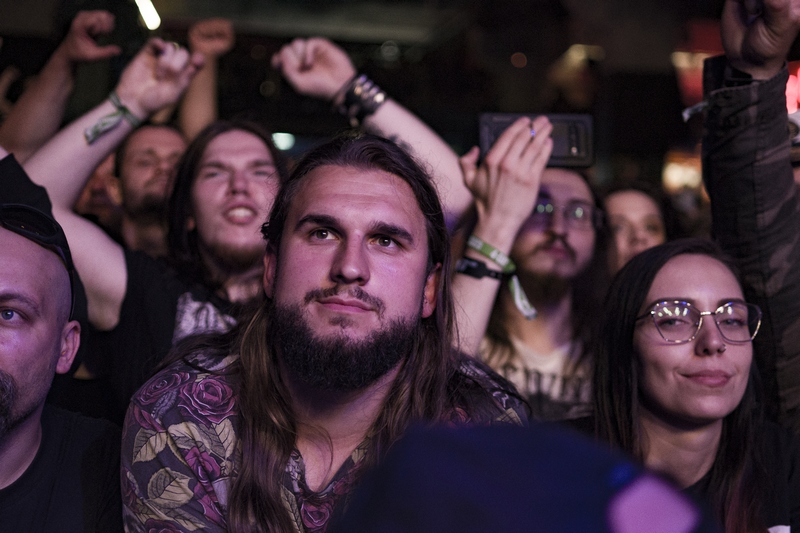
[121,134,525,533]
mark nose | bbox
[331,239,370,285]
[546,208,567,236]
[228,170,249,194]
[156,157,174,175]
[694,316,727,356]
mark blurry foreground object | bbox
[331,424,719,533]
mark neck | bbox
[199,247,264,303]
[284,364,401,492]
[0,404,44,489]
[121,216,168,258]
[639,406,722,488]
[500,280,574,354]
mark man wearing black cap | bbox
[0,197,122,531]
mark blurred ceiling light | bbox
[563,44,605,67]
[662,160,701,193]
[380,41,401,62]
[135,0,161,31]
[511,52,527,68]
[272,132,295,151]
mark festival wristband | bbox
[466,234,515,272]
[466,235,536,320]
[84,91,143,144]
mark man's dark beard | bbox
[0,371,18,439]
[123,193,168,225]
[270,303,418,392]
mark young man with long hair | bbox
[121,135,525,533]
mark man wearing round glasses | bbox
[454,118,609,421]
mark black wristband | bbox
[455,257,504,280]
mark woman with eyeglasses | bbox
[591,238,800,532]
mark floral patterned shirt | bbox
[121,351,525,532]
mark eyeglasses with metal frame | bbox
[635,300,762,344]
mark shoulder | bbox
[449,355,530,425]
[122,354,239,532]
[128,351,240,427]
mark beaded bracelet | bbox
[84,91,143,144]
[467,235,537,320]
[337,74,387,127]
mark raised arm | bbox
[453,116,553,355]
[23,39,202,330]
[178,18,235,142]
[0,10,121,163]
[272,37,472,222]
[704,0,800,431]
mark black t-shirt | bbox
[684,421,800,530]
[0,406,122,532]
[87,249,238,424]
[570,416,800,530]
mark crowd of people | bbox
[1,0,799,531]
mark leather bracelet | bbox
[337,74,387,127]
[455,257,504,280]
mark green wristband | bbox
[466,235,536,320]
[467,235,515,273]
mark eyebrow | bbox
[295,214,415,245]
[0,291,41,315]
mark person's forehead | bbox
[0,227,68,298]
[647,254,742,303]
[606,190,660,217]
[127,126,186,153]
[289,165,426,235]
[201,130,274,165]
[540,169,593,203]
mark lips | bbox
[538,243,574,260]
[223,204,259,224]
[682,370,732,387]
[317,296,373,313]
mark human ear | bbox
[421,263,441,318]
[263,249,277,299]
[55,321,81,374]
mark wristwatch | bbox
[455,257,504,280]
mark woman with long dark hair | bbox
[592,238,800,532]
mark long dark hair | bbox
[484,169,609,373]
[592,238,768,533]
[166,119,289,287]
[227,133,503,533]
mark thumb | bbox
[459,146,480,187]
[87,44,122,61]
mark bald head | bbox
[0,227,72,327]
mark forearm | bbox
[178,57,218,141]
[363,100,471,224]
[23,97,136,208]
[0,47,75,162]
[703,55,800,430]
[452,212,523,355]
